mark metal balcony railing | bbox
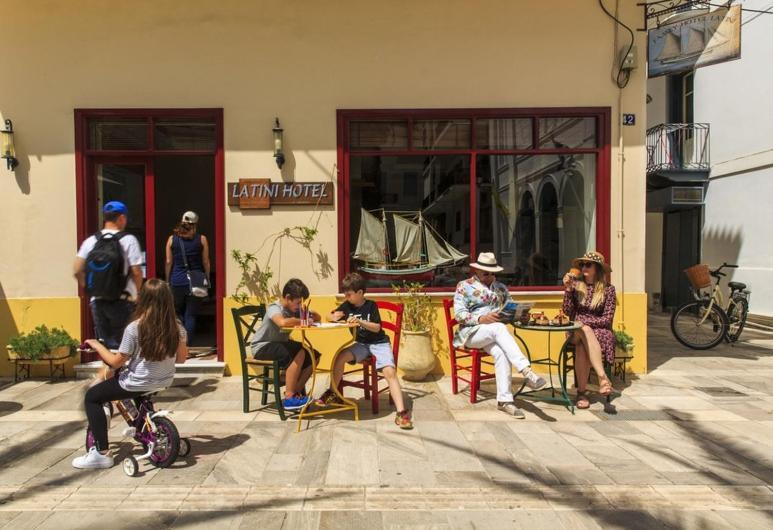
[646,123,710,174]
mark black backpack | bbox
[85,231,129,299]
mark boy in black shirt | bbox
[317,273,412,429]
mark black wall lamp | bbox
[272,117,285,169]
[1,119,18,171]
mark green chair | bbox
[231,305,288,420]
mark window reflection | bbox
[476,154,596,286]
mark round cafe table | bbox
[511,321,582,413]
[282,322,359,432]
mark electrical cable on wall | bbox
[599,0,635,89]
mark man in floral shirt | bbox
[453,253,546,418]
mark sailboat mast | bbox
[381,209,391,264]
[418,212,426,266]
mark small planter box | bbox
[613,347,633,382]
[6,345,73,382]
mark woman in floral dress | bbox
[562,251,617,409]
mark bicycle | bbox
[670,262,751,350]
[79,347,191,476]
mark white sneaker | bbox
[497,401,525,419]
[72,446,113,469]
[522,368,547,390]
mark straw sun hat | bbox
[469,252,504,273]
[571,251,612,274]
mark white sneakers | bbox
[497,401,525,419]
[522,368,547,390]
[72,446,113,469]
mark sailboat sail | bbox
[393,214,422,264]
[353,208,386,263]
[424,226,467,266]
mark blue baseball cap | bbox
[103,201,128,215]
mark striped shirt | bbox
[117,320,186,392]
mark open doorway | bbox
[75,109,224,360]
[154,156,217,348]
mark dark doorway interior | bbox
[661,207,701,310]
[154,156,216,348]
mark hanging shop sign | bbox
[227,179,334,209]
[647,5,741,78]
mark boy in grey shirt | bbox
[251,278,321,410]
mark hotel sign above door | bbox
[227,179,334,209]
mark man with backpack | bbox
[73,201,143,349]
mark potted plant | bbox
[7,325,78,381]
[614,329,634,356]
[392,282,436,381]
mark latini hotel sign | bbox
[227,179,334,209]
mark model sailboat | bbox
[353,208,467,282]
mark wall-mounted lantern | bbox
[272,117,285,169]
[1,119,18,171]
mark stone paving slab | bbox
[0,313,772,528]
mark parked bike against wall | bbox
[670,263,750,350]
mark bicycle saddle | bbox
[728,281,747,291]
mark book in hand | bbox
[497,301,534,323]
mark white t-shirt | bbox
[77,229,143,299]
[118,320,186,392]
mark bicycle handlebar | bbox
[711,262,738,276]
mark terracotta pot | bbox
[399,330,435,381]
[7,345,71,362]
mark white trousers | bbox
[464,322,530,402]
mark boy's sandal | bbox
[395,410,414,430]
[575,391,590,409]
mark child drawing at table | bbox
[251,278,321,410]
[317,273,413,429]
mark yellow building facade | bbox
[1,1,648,378]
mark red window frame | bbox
[336,107,611,292]
[74,108,226,359]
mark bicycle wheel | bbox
[671,301,728,350]
[726,296,749,343]
[148,416,180,468]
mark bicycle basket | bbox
[684,264,711,290]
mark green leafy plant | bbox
[230,220,326,306]
[614,329,635,353]
[231,249,277,306]
[8,325,78,361]
[392,282,434,333]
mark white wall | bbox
[646,77,667,128]
[694,1,773,316]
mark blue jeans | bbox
[90,299,135,349]
[172,285,201,345]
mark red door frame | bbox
[336,107,612,292]
[74,108,226,360]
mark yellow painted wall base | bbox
[223,292,648,378]
[0,292,646,379]
[0,298,81,378]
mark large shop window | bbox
[340,110,609,290]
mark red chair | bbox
[340,300,404,414]
[442,299,496,404]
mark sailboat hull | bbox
[359,264,436,283]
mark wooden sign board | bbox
[228,179,334,209]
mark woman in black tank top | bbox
[165,211,210,345]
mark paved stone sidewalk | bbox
[1,313,773,529]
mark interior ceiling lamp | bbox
[1,119,18,171]
[272,117,285,169]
